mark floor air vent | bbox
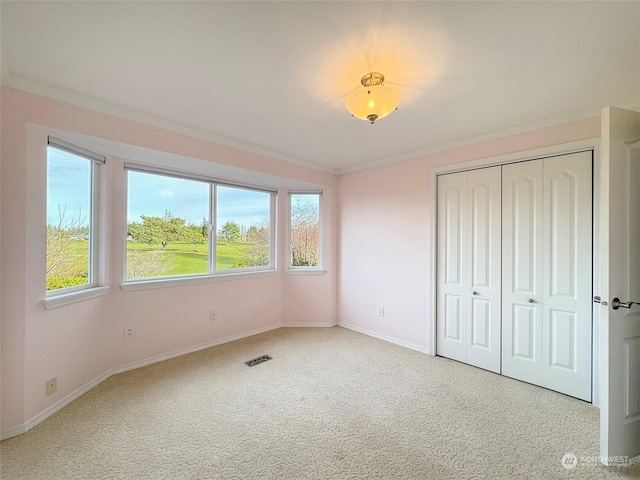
[244,355,272,367]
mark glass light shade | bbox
[345,83,401,124]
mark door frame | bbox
[429,138,601,406]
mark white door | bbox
[598,106,640,464]
[437,171,468,364]
[502,160,544,385]
[437,167,501,373]
[542,152,592,401]
[502,153,592,401]
[466,167,502,373]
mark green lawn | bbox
[127,240,253,275]
[48,240,257,288]
[215,242,252,270]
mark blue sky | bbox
[127,171,270,228]
[47,148,91,227]
[48,148,271,230]
[127,171,209,225]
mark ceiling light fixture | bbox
[345,72,401,124]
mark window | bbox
[289,192,321,268]
[126,171,210,279]
[46,137,104,293]
[216,185,272,270]
[125,165,274,281]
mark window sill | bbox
[43,286,110,310]
[285,268,326,276]
[120,269,277,292]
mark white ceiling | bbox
[2,1,639,173]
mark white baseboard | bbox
[112,323,281,375]
[338,322,431,355]
[280,322,337,328]
[1,323,282,441]
[0,425,26,441]
[0,321,427,441]
[0,369,113,441]
[30,370,112,434]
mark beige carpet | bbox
[1,326,639,479]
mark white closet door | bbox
[542,151,592,401]
[502,153,592,400]
[502,161,544,385]
[437,167,501,372]
[437,171,468,363]
[466,167,502,373]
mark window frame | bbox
[44,136,105,299]
[123,163,277,287]
[287,190,323,272]
[213,183,276,273]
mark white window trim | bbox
[287,190,323,271]
[124,163,277,194]
[120,270,277,291]
[285,268,326,275]
[43,286,110,310]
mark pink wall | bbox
[281,187,337,326]
[1,92,28,430]
[337,117,601,350]
[0,83,603,436]
[0,86,2,429]
[1,87,337,434]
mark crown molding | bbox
[338,97,640,175]
[3,72,637,178]
[0,73,339,175]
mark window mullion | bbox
[210,184,216,273]
[271,192,276,269]
[89,161,97,285]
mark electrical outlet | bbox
[271,299,276,308]
[125,325,135,339]
[210,310,217,321]
[46,377,57,396]
[377,306,385,317]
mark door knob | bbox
[528,298,535,304]
[472,291,480,296]
[612,298,639,310]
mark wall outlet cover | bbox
[46,377,57,396]
[125,325,135,339]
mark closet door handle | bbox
[528,298,535,304]
[472,291,480,296]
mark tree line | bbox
[48,200,318,290]
[127,210,268,250]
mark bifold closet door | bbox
[437,167,501,373]
[501,160,544,386]
[502,151,592,401]
[541,152,592,401]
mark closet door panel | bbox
[437,172,468,363]
[502,161,544,385]
[542,151,592,401]
[513,303,536,359]
[466,167,502,373]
